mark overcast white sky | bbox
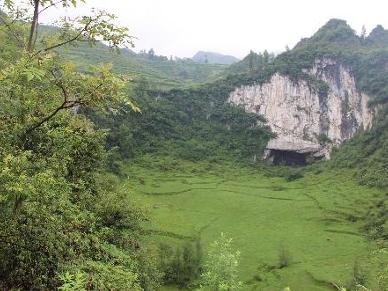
[38,0,388,59]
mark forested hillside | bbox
[87,77,273,165]
[58,42,227,90]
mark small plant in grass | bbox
[333,284,371,291]
[345,260,368,290]
[285,169,304,182]
[278,245,292,269]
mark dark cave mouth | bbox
[269,149,308,166]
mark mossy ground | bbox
[121,157,386,290]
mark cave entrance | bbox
[271,149,307,166]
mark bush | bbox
[159,239,202,288]
[284,169,304,182]
[346,260,368,290]
[200,233,242,290]
[363,194,388,240]
[278,246,293,269]
[263,166,305,181]
[58,271,87,291]
[76,261,142,291]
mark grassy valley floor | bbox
[121,157,386,290]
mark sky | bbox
[37,0,388,59]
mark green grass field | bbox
[121,158,385,290]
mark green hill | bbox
[37,25,228,90]
[59,43,227,90]
[192,51,239,65]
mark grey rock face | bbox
[228,59,374,160]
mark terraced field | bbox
[121,159,385,290]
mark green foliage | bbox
[308,19,360,45]
[323,104,388,243]
[363,194,388,241]
[284,169,304,182]
[331,106,388,189]
[346,261,368,290]
[159,239,202,288]
[73,260,142,291]
[227,50,275,75]
[0,1,159,290]
[264,166,305,182]
[59,271,87,291]
[0,111,154,290]
[87,78,273,164]
[200,233,242,290]
[376,258,388,291]
[317,133,332,145]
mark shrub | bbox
[76,261,142,291]
[346,260,368,290]
[159,239,202,288]
[278,246,293,269]
[317,133,332,145]
[363,194,388,240]
[377,264,388,291]
[284,169,304,182]
[58,271,87,291]
[200,233,242,290]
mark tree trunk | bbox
[27,0,39,52]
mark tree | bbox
[200,233,242,290]
[0,0,138,139]
[204,54,208,63]
[263,49,270,64]
[248,50,255,73]
[148,48,155,59]
[361,25,367,39]
[0,1,160,290]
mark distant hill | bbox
[58,44,228,90]
[38,25,228,90]
[192,51,239,65]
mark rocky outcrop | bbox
[228,59,374,163]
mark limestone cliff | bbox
[228,59,374,162]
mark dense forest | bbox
[0,1,387,290]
